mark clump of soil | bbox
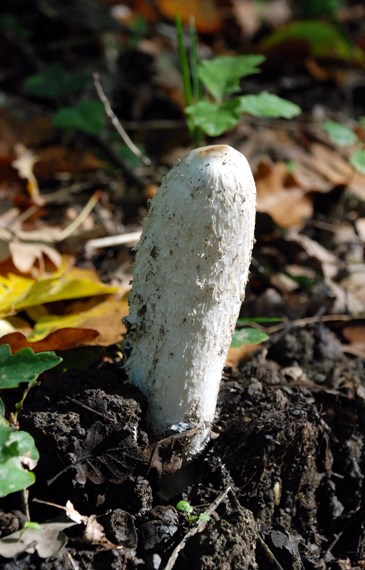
[1,324,365,569]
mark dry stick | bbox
[256,536,286,570]
[56,191,101,241]
[164,486,232,570]
[265,313,357,336]
[93,72,151,167]
[85,230,142,251]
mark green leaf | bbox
[52,100,105,135]
[324,120,358,146]
[0,345,62,389]
[350,149,365,175]
[261,21,364,63]
[359,117,365,128]
[231,328,269,348]
[176,500,194,514]
[0,425,39,497]
[236,317,283,325]
[237,92,301,119]
[185,99,241,137]
[24,521,42,530]
[198,513,211,522]
[198,55,265,102]
[23,64,90,100]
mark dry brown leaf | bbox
[9,241,62,274]
[11,144,42,204]
[233,0,290,39]
[340,269,365,306]
[34,145,107,181]
[0,328,99,353]
[355,218,365,240]
[226,344,261,369]
[287,231,339,279]
[342,326,365,357]
[256,160,313,227]
[156,0,221,33]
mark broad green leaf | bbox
[359,117,365,128]
[324,120,358,146]
[261,21,364,63]
[185,99,241,136]
[176,500,194,514]
[231,328,269,348]
[0,345,61,389]
[53,100,105,135]
[23,64,90,99]
[237,92,301,119]
[350,149,365,175]
[0,425,39,497]
[198,55,265,102]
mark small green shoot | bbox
[0,345,62,497]
[324,119,365,175]
[176,17,301,141]
[176,500,210,525]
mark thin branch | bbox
[85,231,142,251]
[57,192,100,241]
[93,73,151,166]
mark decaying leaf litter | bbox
[1,0,365,567]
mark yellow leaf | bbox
[0,266,123,318]
[0,274,35,316]
[29,297,128,345]
[14,273,119,311]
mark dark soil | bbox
[2,322,365,569]
[1,2,365,568]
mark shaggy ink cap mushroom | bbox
[124,145,256,456]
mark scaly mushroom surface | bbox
[124,145,256,455]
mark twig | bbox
[22,489,31,521]
[256,535,286,570]
[93,73,151,167]
[265,313,359,336]
[57,191,100,241]
[85,230,142,251]
[164,485,231,570]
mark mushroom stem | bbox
[124,145,256,455]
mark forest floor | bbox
[1,1,365,568]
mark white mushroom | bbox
[124,145,256,455]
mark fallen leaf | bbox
[256,160,313,227]
[0,328,99,353]
[226,344,261,368]
[0,268,120,317]
[34,145,107,181]
[11,144,42,204]
[0,520,76,558]
[157,0,221,33]
[9,241,62,274]
[27,296,129,345]
[342,326,365,357]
